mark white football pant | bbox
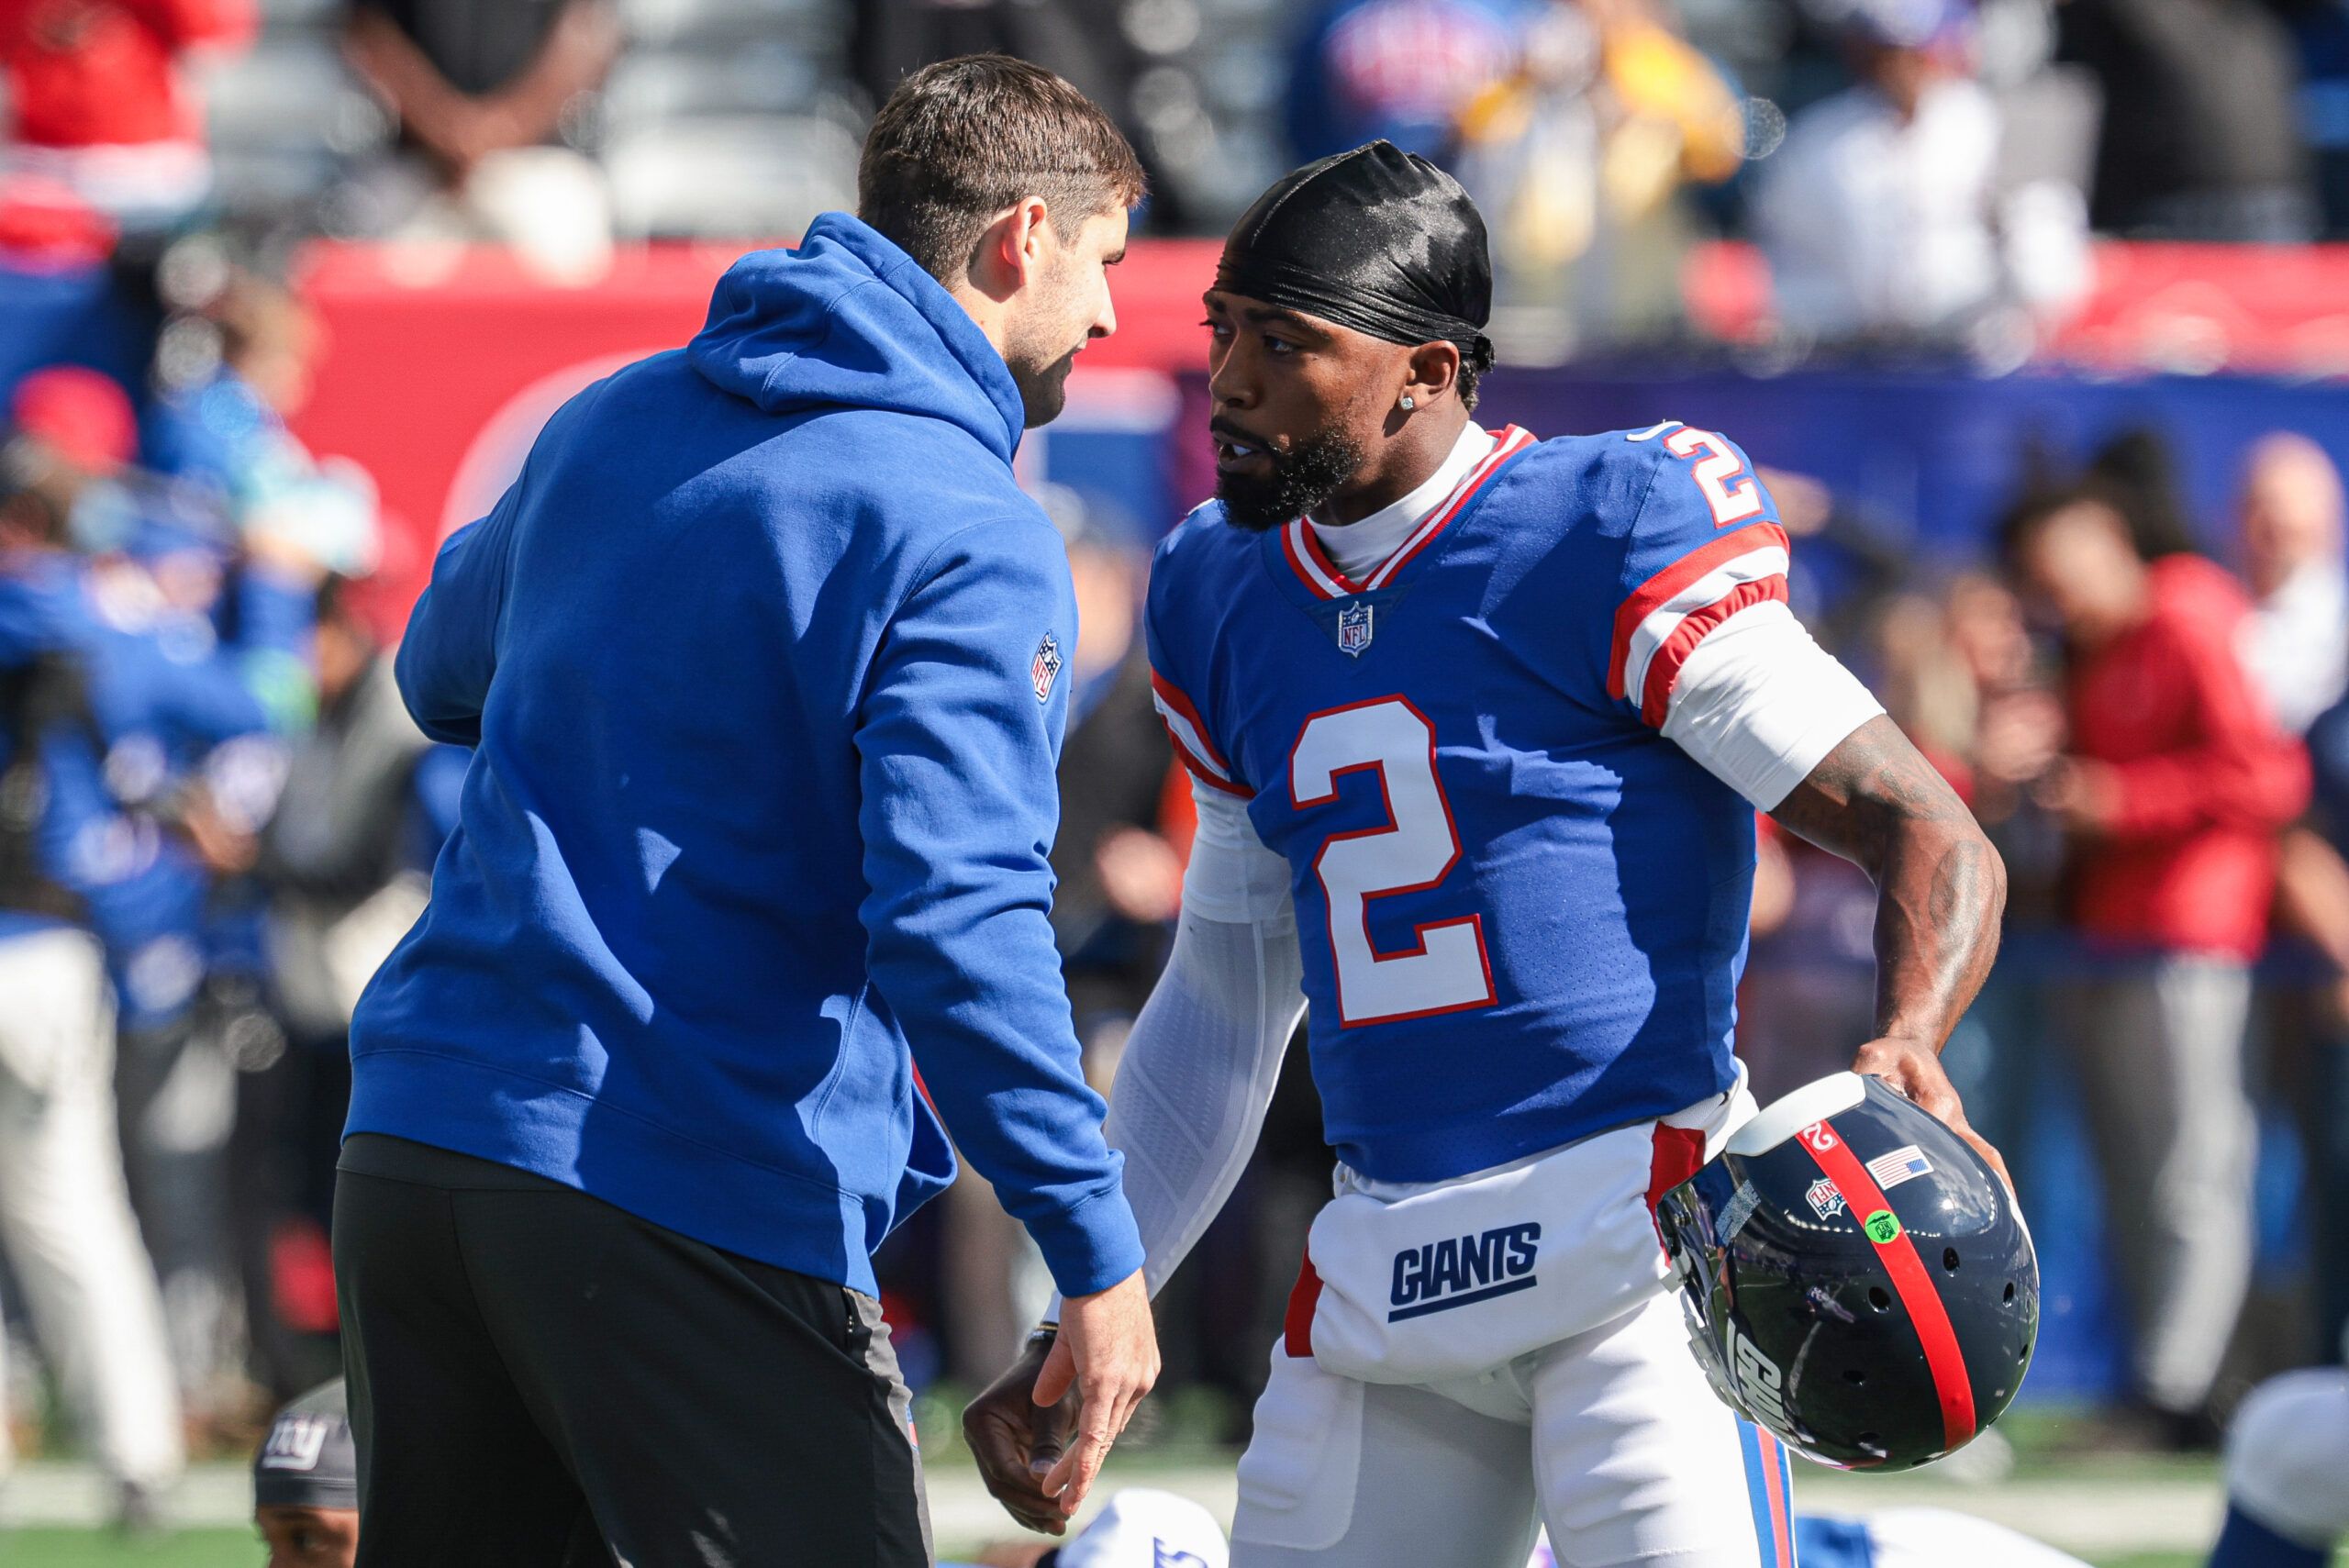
[0,927,184,1490]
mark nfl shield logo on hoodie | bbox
[1031,633,1063,702]
[1337,600,1374,656]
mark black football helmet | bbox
[1653,1072,2038,1471]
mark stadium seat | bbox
[604,116,858,239]
[617,0,839,50]
[209,148,347,219]
[253,0,341,28]
[602,48,827,134]
[199,41,389,159]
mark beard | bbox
[1216,425,1368,532]
[1004,259,1088,428]
[1008,345,1080,428]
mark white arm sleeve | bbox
[1048,781,1306,1317]
[1659,599,1886,811]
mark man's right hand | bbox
[962,1270,1158,1532]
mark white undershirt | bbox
[1308,423,1498,581]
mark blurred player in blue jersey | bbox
[2204,1329,2349,1568]
[1546,1513,2092,1568]
[966,141,2010,1568]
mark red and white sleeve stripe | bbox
[1607,522,1792,728]
[1151,672,1252,797]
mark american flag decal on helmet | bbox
[1031,632,1063,703]
[1865,1144,1933,1191]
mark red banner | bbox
[288,238,1221,627]
[290,233,2349,631]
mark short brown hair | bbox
[858,55,1147,284]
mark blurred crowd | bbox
[0,263,463,1524]
[6,0,2349,343]
[3,0,2349,1527]
[1739,427,2349,1454]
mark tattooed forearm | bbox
[1769,715,2008,1050]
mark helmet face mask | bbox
[1654,1073,2039,1471]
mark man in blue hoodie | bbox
[332,54,1158,1567]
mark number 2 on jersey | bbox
[1290,696,1495,1027]
[1664,426,1764,527]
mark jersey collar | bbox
[1309,423,1496,581]
[1278,424,1535,601]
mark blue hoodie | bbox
[347,216,1144,1298]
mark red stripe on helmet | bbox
[1798,1119,1978,1452]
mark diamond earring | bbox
[1399,394,1416,411]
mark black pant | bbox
[333,1135,930,1567]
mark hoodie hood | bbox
[687,214,1027,466]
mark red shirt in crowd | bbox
[2065,554,2311,959]
[0,0,253,149]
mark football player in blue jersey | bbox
[965,142,2009,1568]
[2203,1330,2349,1568]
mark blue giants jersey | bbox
[1146,422,1796,1182]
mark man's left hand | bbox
[1851,1035,2011,1195]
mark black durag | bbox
[1216,140,1495,368]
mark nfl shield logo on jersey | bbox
[1031,633,1063,703]
[1337,599,1374,656]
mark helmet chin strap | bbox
[1725,1071,1867,1157]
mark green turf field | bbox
[6,1533,2347,1568]
[0,1534,2223,1567]
[0,1532,256,1565]
[5,1402,2345,1566]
